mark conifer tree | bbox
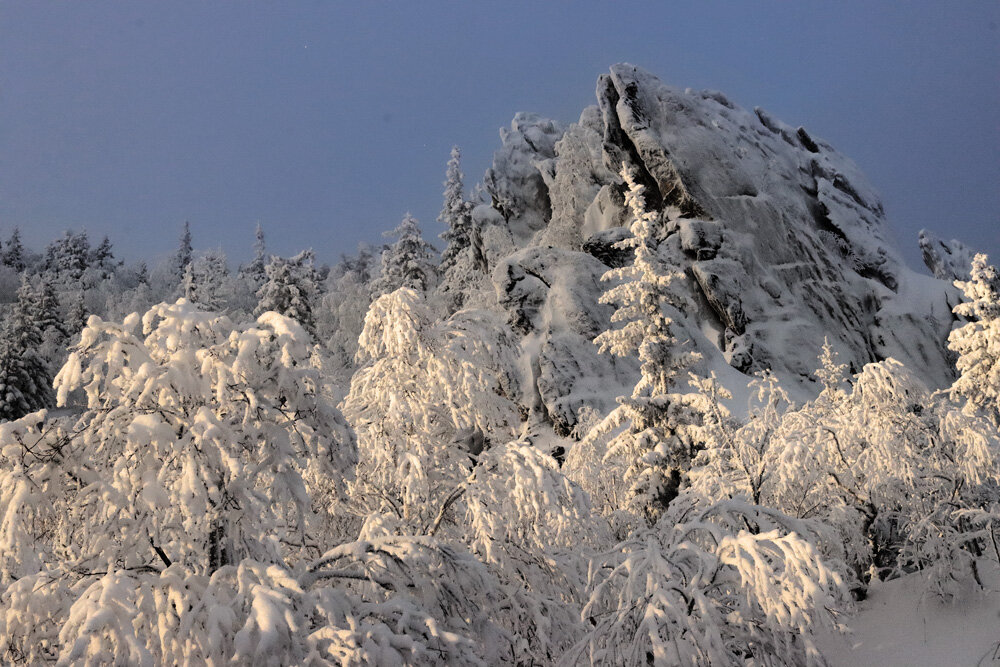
[240,222,268,289]
[949,253,1000,426]
[67,291,89,338]
[2,228,25,272]
[180,250,231,312]
[438,146,474,274]
[90,235,116,279]
[33,273,67,342]
[0,279,54,420]
[43,230,90,283]
[581,166,703,525]
[173,221,193,280]
[255,250,318,335]
[374,214,437,296]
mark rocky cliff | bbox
[470,64,959,433]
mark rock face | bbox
[919,230,976,282]
[481,64,959,431]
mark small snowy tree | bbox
[949,252,1000,426]
[0,278,55,420]
[89,235,117,280]
[255,250,319,335]
[578,166,703,526]
[239,222,268,290]
[42,230,90,284]
[172,221,194,282]
[373,213,437,296]
[343,288,519,531]
[180,249,233,312]
[1,228,25,272]
[439,147,473,272]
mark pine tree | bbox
[582,166,702,525]
[2,228,25,272]
[438,146,474,274]
[255,250,318,334]
[374,214,437,296]
[949,253,1000,426]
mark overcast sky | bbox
[0,1,997,269]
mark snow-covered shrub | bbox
[343,287,520,531]
[568,499,847,667]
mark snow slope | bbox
[815,562,1000,667]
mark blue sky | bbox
[0,1,997,269]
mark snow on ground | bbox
[815,561,1000,666]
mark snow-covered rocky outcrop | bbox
[478,64,959,431]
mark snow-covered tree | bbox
[42,230,90,284]
[172,221,194,281]
[0,279,54,420]
[255,250,318,335]
[698,344,1000,599]
[373,213,437,297]
[0,300,530,664]
[88,235,117,280]
[343,288,519,531]
[239,222,268,290]
[1,228,24,272]
[568,500,847,667]
[180,249,233,312]
[66,290,88,339]
[317,245,379,376]
[577,166,703,526]
[949,252,1000,426]
[438,147,476,269]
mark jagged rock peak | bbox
[484,64,960,430]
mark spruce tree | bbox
[43,230,90,283]
[583,166,703,525]
[91,235,116,279]
[374,213,437,296]
[255,250,318,335]
[949,253,1000,426]
[0,279,54,420]
[239,223,268,289]
[2,227,25,272]
[438,146,474,274]
[33,273,68,342]
[67,290,89,338]
[173,221,194,280]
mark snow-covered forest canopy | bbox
[0,65,997,666]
